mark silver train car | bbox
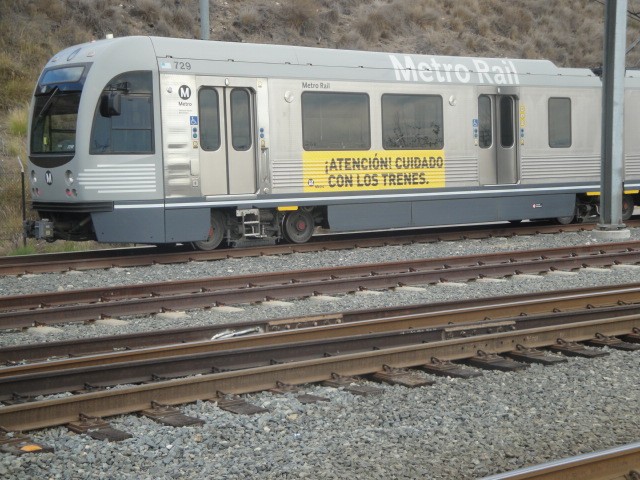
[25,36,640,249]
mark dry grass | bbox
[281,0,318,32]
[0,156,28,252]
[8,107,28,138]
[236,7,262,34]
[130,0,163,25]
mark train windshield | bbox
[30,66,86,156]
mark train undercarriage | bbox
[23,193,637,250]
[192,207,326,250]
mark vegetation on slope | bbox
[1,0,640,253]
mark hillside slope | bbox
[1,0,640,252]
[3,0,640,110]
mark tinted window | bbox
[302,92,370,150]
[199,88,220,151]
[499,96,514,148]
[90,71,154,154]
[41,66,85,85]
[478,95,492,149]
[230,89,252,151]
[549,97,572,148]
[382,94,443,149]
[30,92,81,154]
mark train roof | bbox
[46,35,607,88]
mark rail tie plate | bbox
[322,374,383,396]
[621,327,640,343]
[66,414,131,442]
[295,394,331,404]
[269,383,331,404]
[503,344,568,366]
[212,395,269,415]
[582,333,640,351]
[464,350,529,372]
[369,365,434,388]
[418,357,482,379]
[140,402,204,427]
[268,382,301,394]
[547,339,610,358]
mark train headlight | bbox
[31,170,37,183]
[65,170,75,185]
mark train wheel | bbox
[622,194,634,221]
[555,214,574,225]
[555,205,576,225]
[282,210,314,244]
[193,211,226,250]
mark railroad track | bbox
[1,219,632,276]
[483,441,640,480]
[3,293,640,400]
[0,288,638,433]
[4,281,640,365]
[3,241,640,329]
[3,282,640,364]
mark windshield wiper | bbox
[37,86,60,118]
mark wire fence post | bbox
[16,156,26,248]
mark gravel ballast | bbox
[1,227,639,479]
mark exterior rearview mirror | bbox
[100,91,121,117]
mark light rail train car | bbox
[25,36,640,249]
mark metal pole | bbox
[597,0,629,237]
[16,156,26,247]
[200,0,210,40]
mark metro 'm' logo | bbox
[178,85,192,100]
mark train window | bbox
[302,92,370,150]
[30,92,81,154]
[382,94,443,149]
[478,95,492,148]
[199,88,221,151]
[40,66,85,85]
[499,97,514,148]
[549,97,572,148]
[230,89,252,151]
[90,71,153,154]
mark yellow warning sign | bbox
[302,150,446,192]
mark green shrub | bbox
[7,244,37,256]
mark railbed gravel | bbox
[1,227,639,479]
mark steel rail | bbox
[2,306,639,399]
[5,240,639,312]
[3,282,640,364]
[1,220,635,276]
[0,315,637,431]
[2,243,640,330]
[481,441,640,479]
[3,296,640,380]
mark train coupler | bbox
[24,219,54,240]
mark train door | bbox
[197,81,257,196]
[477,93,519,185]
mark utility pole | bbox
[595,0,631,239]
[200,0,210,40]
